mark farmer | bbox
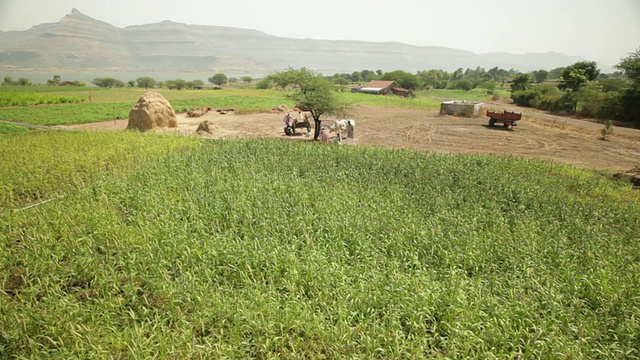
[320,126,329,143]
[283,112,292,127]
[283,112,293,135]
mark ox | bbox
[328,119,356,144]
[187,106,212,118]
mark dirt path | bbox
[57,106,640,172]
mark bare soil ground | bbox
[59,105,640,172]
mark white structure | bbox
[439,101,484,117]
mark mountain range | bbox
[0,9,594,76]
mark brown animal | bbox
[187,106,212,118]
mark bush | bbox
[256,78,273,90]
[511,88,541,107]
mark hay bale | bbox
[127,91,177,132]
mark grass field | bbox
[1,131,638,358]
[0,86,448,126]
[0,88,292,126]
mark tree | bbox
[241,76,253,84]
[274,68,350,140]
[165,79,186,90]
[186,79,204,89]
[510,73,531,92]
[127,80,136,87]
[615,48,640,123]
[531,69,549,83]
[453,79,473,91]
[616,48,640,85]
[559,61,599,92]
[208,73,228,88]
[92,77,125,88]
[548,67,565,80]
[136,76,157,89]
[381,70,419,90]
[255,78,272,89]
[269,67,315,90]
[2,76,13,86]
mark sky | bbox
[0,0,639,67]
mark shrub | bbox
[256,78,273,89]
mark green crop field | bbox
[0,87,291,126]
[0,86,451,126]
[1,131,638,358]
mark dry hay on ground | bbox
[127,91,178,132]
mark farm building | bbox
[439,100,485,117]
[356,80,412,97]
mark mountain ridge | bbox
[0,9,596,75]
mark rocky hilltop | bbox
[0,9,586,74]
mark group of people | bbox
[283,111,356,145]
[283,111,311,136]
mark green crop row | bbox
[0,92,85,107]
[0,89,291,126]
[0,122,31,135]
[1,133,638,358]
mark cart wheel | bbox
[489,118,496,127]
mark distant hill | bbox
[0,8,593,75]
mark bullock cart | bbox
[486,110,522,128]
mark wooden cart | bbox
[486,110,522,128]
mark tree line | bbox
[508,49,640,124]
[3,50,638,125]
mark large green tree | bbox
[510,73,531,92]
[615,48,640,123]
[208,73,228,88]
[92,77,125,88]
[616,48,640,85]
[558,61,599,92]
[136,77,157,89]
[381,70,419,90]
[531,70,549,83]
[273,68,350,140]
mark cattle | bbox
[328,119,355,143]
[186,106,212,118]
[328,119,349,138]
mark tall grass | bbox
[1,134,638,358]
[0,131,200,211]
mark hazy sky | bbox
[1,0,638,66]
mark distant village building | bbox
[354,80,412,97]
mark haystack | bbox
[127,91,178,132]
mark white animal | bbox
[328,119,349,138]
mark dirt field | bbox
[60,105,640,172]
